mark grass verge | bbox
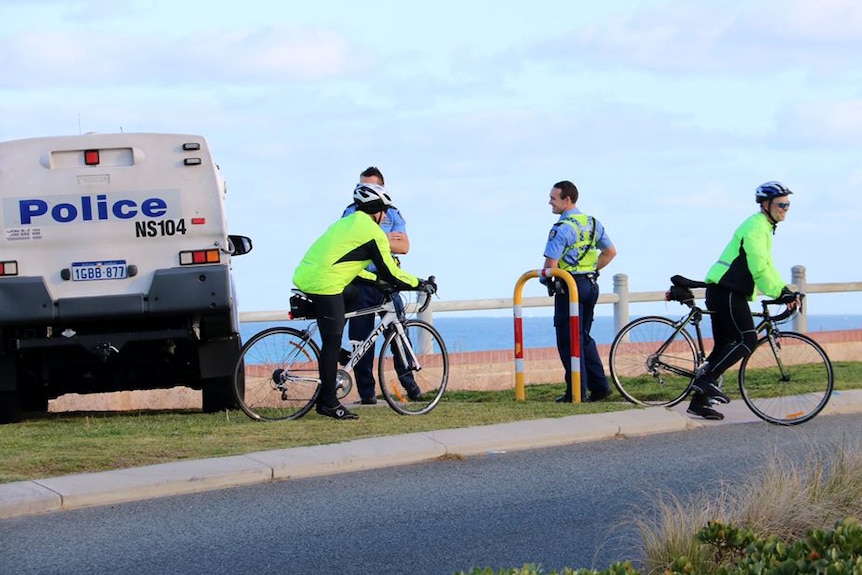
[1,360,859,485]
[0,383,631,484]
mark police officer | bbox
[542,180,617,403]
[341,167,418,404]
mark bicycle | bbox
[608,275,834,425]
[233,278,449,421]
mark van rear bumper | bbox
[0,265,232,323]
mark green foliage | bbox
[453,561,640,575]
[457,519,862,575]
[711,517,862,575]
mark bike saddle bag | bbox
[289,293,316,320]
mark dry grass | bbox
[629,439,862,574]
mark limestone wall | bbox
[48,329,862,412]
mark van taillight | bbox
[0,261,18,276]
[179,249,220,265]
[84,149,100,165]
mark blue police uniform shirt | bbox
[342,204,408,273]
[543,208,613,270]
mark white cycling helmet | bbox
[755,181,793,203]
[353,183,393,213]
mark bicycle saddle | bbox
[670,275,708,289]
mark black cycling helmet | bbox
[755,181,793,203]
[353,183,393,214]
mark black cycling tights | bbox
[311,293,346,408]
[703,284,759,380]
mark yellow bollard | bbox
[513,269,580,402]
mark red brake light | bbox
[84,149,100,166]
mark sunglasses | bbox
[775,202,791,209]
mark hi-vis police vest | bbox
[556,214,598,273]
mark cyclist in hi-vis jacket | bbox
[292,183,436,420]
[688,181,801,421]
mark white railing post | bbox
[792,265,808,333]
[417,302,434,353]
[613,273,629,336]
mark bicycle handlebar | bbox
[376,275,436,314]
[760,293,805,323]
[416,275,436,313]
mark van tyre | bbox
[0,391,23,424]
[201,375,239,413]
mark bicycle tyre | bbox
[609,316,697,407]
[738,331,834,425]
[378,320,449,415]
[233,327,321,421]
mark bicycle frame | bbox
[654,301,793,381]
[286,293,421,386]
[649,307,711,379]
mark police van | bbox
[0,132,252,423]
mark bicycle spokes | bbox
[609,316,697,407]
[234,327,322,421]
[738,332,833,425]
[378,320,448,415]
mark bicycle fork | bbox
[764,331,791,382]
[390,321,421,373]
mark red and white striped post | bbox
[513,269,581,402]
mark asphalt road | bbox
[3,412,861,575]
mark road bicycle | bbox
[233,279,449,421]
[608,275,834,425]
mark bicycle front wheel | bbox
[378,320,449,415]
[738,332,834,425]
[233,327,321,421]
[609,316,697,407]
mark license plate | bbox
[71,260,128,281]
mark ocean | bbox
[240,314,862,353]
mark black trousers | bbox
[310,293,346,408]
[553,274,610,399]
[696,284,759,402]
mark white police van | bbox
[0,133,252,422]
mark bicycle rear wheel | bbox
[738,332,833,425]
[609,316,697,407]
[378,320,448,415]
[233,327,321,421]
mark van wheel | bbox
[0,391,23,424]
[201,376,238,412]
[20,388,49,414]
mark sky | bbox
[2,0,860,318]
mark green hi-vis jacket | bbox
[293,211,420,295]
[557,213,598,273]
[705,211,785,300]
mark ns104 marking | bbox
[135,219,188,238]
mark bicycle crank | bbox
[335,369,353,400]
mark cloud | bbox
[0,26,361,89]
[774,99,862,147]
[531,0,862,75]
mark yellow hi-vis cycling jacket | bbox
[705,211,785,300]
[293,211,420,295]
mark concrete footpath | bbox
[3,390,862,521]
